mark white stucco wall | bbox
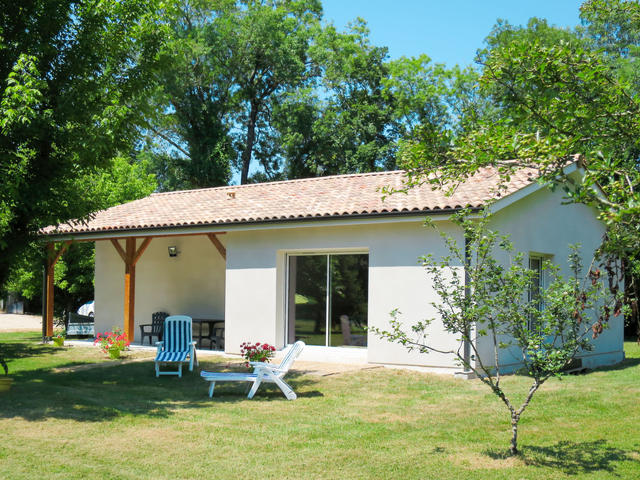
[476,185,623,371]
[225,220,464,368]
[94,235,226,342]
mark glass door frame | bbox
[284,250,369,348]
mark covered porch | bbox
[44,232,227,348]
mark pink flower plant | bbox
[94,327,130,357]
[240,341,276,368]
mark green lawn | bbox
[0,332,639,479]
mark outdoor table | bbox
[192,318,225,349]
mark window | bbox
[286,253,368,347]
[528,254,549,330]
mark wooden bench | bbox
[67,312,95,336]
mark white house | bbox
[43,164,624,373]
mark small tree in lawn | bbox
[374,209,624,456]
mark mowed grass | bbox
[0,332,639,480]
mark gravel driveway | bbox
[0,313,42,332]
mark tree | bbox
[274,25,473,180]
[374,210,623,455]
[144,0,323,186]
[398,5,640,336]
[580,0,640,91]
[228,0,323,184]
[4,156,157,315]
[144,0,235,190]
[0,0,162,288]
[271,20,397,179]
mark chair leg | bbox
[208,382,215,398]
[178,364,182,378]
[247,374,264,399]
[265,371,297,400]
[273,377,297,400]
[189,348,197,371]
[155,362,159,377]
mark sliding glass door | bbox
[287,253,368,347]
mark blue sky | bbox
[321,0,584,67]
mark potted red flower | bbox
[94,327,130,359]
[240,342,276,368]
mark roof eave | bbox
[41,206,481,242]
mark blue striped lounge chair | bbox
[200,341,305,400]
[155,315,198,377]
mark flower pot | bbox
[0,377,13,393]
[108,348,121,360]
[52,337,64,347]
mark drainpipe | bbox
[463,233,472,374]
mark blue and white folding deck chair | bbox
[200,341,305,400]
[155,315,198,377]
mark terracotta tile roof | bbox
[43,167,537,236]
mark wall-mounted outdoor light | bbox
[168,246,179,257]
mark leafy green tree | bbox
[580,0,640,90]
[0,0,162,288]
[227,0,323,184]
[4,156,157,315]
[148,4,468,184]
[275,23,461,179]
[146,0,323,187]
[399,6,640,335]
[374,211,623,455]
[144,0,235,190]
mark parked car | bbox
[77,300,94,317]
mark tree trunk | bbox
[240,101,260,184]
[510,414,519,455]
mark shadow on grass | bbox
[0,356,319,423]
[485,440,639,475]
[1,336,58,361]
[590,357,640,373]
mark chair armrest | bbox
[250,362,286,374]
[249,361,272,368]
[155,341,164,353]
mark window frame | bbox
[528,253,552,331]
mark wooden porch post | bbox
[45,244,55,337]
[45,241,70,337]
[111,237,152,341]
[124,238,136,341]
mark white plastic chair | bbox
[155,315,198,377]
[200,341,305,400]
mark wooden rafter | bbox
[110,239,127,263]
[207,233,226,260]
[132,237,152,266]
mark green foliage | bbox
[374,210,622,455]
[0,0,163,287]
[398,4,640,334]
[580,0,640,89]
[4,156,157,313]
[145,0,324,187]
[146,2,469,184]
